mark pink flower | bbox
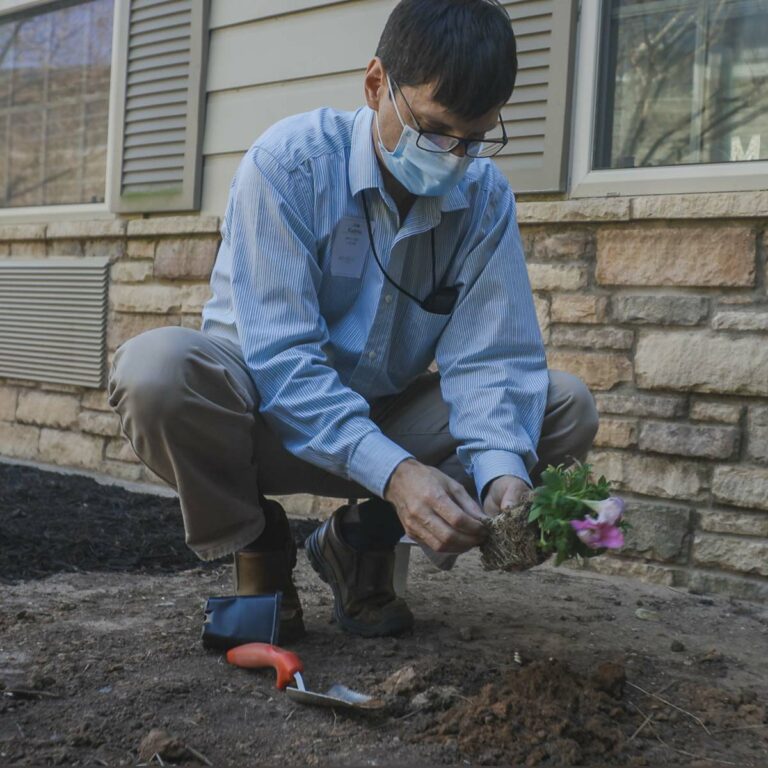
[570,497,625,550]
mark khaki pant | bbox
[108,327,599,561]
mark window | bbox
[571,0,768,196]
[0,0,114,208]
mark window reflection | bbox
[0,0,113,207]
[595,0,768,169]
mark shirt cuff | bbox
[472,450,532,500]
[348,430,414,498]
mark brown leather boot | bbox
[305,505,414,637]
[233,502,305,643]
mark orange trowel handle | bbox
[226,643,304,690]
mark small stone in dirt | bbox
[138,729,191,763]
[380,665,419,696]
[411,685,461,711]
[670,640,686,652]
[634,608,660,622]
[458,626,478,642]
[697,648,725,664]
[590,661,626,699]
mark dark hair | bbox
[375,0,517,120]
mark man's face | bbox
[376,78,503,158]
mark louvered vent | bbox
[0,258,109,388]
[497,0,577,192]
[109,0,209,212]
[123,0,193,194]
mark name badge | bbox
[330,216,371,279]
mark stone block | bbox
[105,438,138,463]
[79,410,121,437]
[275,494,318,519]
[596,226,755,287]
[0,422,39,459]
[180,314,202,330]
[550,295,608,324]
[126,239,156,259]
[47,220,126,239]
[46,239,83,257]
[517,198,631,224]
[550,326,634,350]
[527,263,588,292]
[102,460,144,482]
[84,239,125,261]
[39,428,104,469]
[687,570,768,602]
[690,401,743,425]
[612,295,709,326]
[154,238,219,280]
[110,260,154,283]
[639,421,740,460]
[621,502,691,563]
[712,310,768,332]
[532,231,595,261]
[108,312,180,350]
[595,392,687,418]
[588,450,708,501]
[0,386,18,420]
[693,534,768,577]
[593,417,638,449]
[127,216,220,237]
[110,284,209,314]
[11,241,46,257]
[0,224,46,241]
[699,509,768,537]
[712,466,768,511]
[16,390,80,429]
[631,190,768,220]
[636,331,768,397]
[80,389,111,412]
[747,405,768,462]
[533,294,550,341]
[571,556,679,586]
[547,351,632,391]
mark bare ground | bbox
[1,464,766,767]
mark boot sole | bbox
[305,528,413,638]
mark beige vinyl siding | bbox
[200,0,575,215]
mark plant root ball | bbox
[480,500,548,572]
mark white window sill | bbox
[0,204,117,225]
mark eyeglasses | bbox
[391,78,508,159]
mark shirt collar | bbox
[348,107,470,214]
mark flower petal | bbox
[596,497,625,526]
[599,526,625,549]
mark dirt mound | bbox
[421,659,632,766]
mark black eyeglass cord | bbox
[360,191,436,307]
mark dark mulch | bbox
[0,463,319,583]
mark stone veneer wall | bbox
[0,191,766,600]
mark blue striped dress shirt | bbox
[201,107,549,499]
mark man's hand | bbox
[483,475,531,517]
[384,459,488,553]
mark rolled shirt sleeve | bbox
[227,147,412,497]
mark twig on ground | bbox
[3,688,63,700]
[651,731,737,766]
[711,723,768,735]
[627,680,711,735]
[628,707,654,742]
[151,753,165,767]
[284,708,296,723]
[184,744,213,767]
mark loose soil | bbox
[1,463,766,767]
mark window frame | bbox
[0,0,121,222]
[570,0,768,198]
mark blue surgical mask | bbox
[375,78,472,197]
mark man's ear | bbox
[363,57,386,111]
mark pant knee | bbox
[549,370,599,456]
[108,326,193,426]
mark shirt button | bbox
[368,351,376,360]
[384,294,393,304]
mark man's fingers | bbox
[431,492,487,540]
[404,505,478,553]
[449,481,487,522]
